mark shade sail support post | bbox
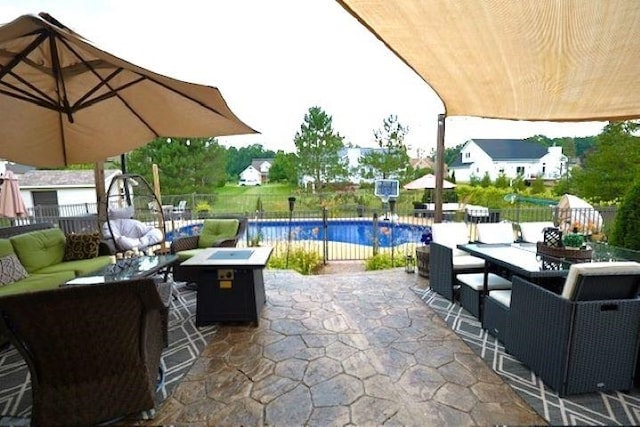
[434,113,446,223]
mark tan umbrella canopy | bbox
[403,173,455,190]
[0,171,27,219]
[0,13,257,168]
[337,1,640,220]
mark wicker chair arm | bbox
[171,235,200,253]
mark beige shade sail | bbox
[403,174,455,190]
[337,0,640,122]
[0,13,257,168]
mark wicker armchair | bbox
[0,279,165,426]
[429,242,485,302]
[505,262,640,396]
[172,216,247,282]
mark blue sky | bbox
[1,0,606,155]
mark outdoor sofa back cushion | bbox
[10,228,66,273]
[561,261,640,300]
[432,222,470,256]
[198,219,240,248]
[0,239,14,258]
[476,222,515,244]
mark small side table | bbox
[416,246,430,278]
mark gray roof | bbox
[471,139,548,160]
[19,169,121,188]
[251,158,273,170]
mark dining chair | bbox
[504,261,640,396]
[429,222,485,302]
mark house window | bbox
[542,163,546,174]
[465,152,470,159]
[498,168,504,174]
[516,166,525,175]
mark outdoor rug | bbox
[414,286,640,426]
[0,281,216,426]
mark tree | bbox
[269,151,299,183]
[126,137,227,194]
[294,106,347,187]
[359,115,410,181]
[610,178,640,250]
[572,120,640,202]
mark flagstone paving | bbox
[138,269,545,426]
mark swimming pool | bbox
[166,219,428,248]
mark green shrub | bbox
[610,180,640,250]
[267,245,323,275]
[365,253,405,271]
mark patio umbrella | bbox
[0,171,27,219]
[403,174,455,190]
[0,13,257,168]
[556,194,603,234]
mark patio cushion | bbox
[476,222,515,244]
[561,261,640,300]
[432,222,470,253]
[0,253,28,286]
[488,289,512,308]
[198,219,239,248]
[0,239,14,258]
[452,255,485,270]
[10,228,66,273]
[519,221,555,243]
[457,273,511,291]
[63,232,101,261]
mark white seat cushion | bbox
[561,261,640,300]
[519,221,555,243]
[452,255,485,270]
[457,273,512,291]
[476,222,515,244]
[487,289,511,308]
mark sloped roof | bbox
[19,169,121,188]
[471,139,548,160]
[251,158,273,170]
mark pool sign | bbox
[374,179,399,201]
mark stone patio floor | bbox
[137,268,545,426]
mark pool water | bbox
[167,219,428,248]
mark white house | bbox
[448,139,567,182]
[239,158,273,184]
[16,169,122,213]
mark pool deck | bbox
[134,268,543,426]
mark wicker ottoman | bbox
[483,289,511,342]
[457,273,511,319]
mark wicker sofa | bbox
[505,261,640,396]
[0,278,164,425]
[0,224,113,297]
[171,216,247,282]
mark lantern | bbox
[405,254,415,273]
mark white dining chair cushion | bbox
[476,222,515,244]
[561,261,640,300]
[487,289,512,308]
[432,222,470,251]
[457,273,512,291]
[519,221,555,243]
[452,255,485,270]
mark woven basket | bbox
[536,241,593,261]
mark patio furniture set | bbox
[429,220,640,397]
[0,216,265,425]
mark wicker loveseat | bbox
[0,278,165,426]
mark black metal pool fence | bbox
[0,203,618,263]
